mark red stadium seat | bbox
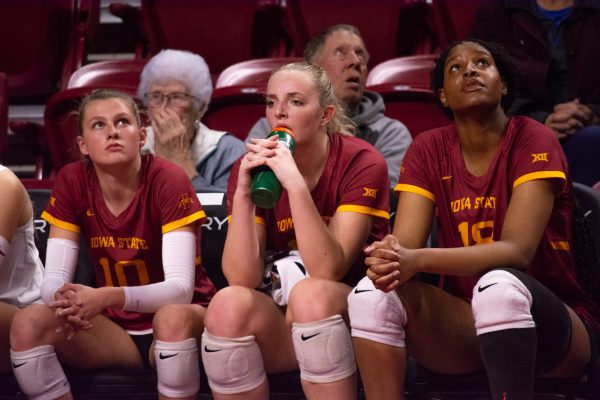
[67,59,146,92]
[4,0,99,179]
[109,0,288,75]
[203,86,266,141]
[283,0,436,68]
[216,57,303,89]
[43,87,94,172]
[366,54,437,89]
[368,84,450,137]
[0,0,99,101]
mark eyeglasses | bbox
[144,92,199,107]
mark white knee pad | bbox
[472,269,535,335]
[291,314,356,384]
[10,345,70,400]
[154,338,199,398]
[348,276,407,347]
[200,330,266,394]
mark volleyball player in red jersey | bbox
[10,89,216,400]
[348,40,600,399]
[200,62,390,400]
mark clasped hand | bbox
[546,99,596,139]
[240,136,302,190]
[365,234,416,293]
[49,284,99,340]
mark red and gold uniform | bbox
[42,154,216,331]
[228,133,391,286]
[396,116,600,332]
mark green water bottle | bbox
[250,127,296,209]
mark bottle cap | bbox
[272,126,296,138]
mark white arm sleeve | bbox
[41,238,79,305]
[122,230,196,313]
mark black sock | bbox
[478,327,537,400]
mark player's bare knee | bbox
[10,305,56,350]
[288,278,344,320]
[204,286,257,335]
[471,269,534,335]
[153,304,204,340]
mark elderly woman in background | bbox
[138,49,246,191]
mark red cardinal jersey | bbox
[396,116,600,332]
[228,133,391,286]
[42,155,216,331]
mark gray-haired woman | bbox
[138,49,245,191]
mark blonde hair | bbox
[275,62,356,136]
[78,89,141,135]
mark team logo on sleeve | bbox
[531,153,549,162]
[177,193,194,209]
[50,196,57,207]
[363,187,378,198]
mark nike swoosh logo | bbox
[477,283,498,292]
[12,362,26,368]
[354,288,373,294]
[301,332,320,341]
[158,352,178,360]
[86,209,95,217]
[294,262,306,275]
[442,176,452,181]
[204,346,221,353]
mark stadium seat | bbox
[109,0,288,75]
[283,0,436,68]
[0,0,99,101]
[203,86,266,141]
[366,54,437,89]
[367,84,450,137]
[216,57,302,89]
[4,0,99,178]
[41,87,87,175]
[67,59,146,92]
